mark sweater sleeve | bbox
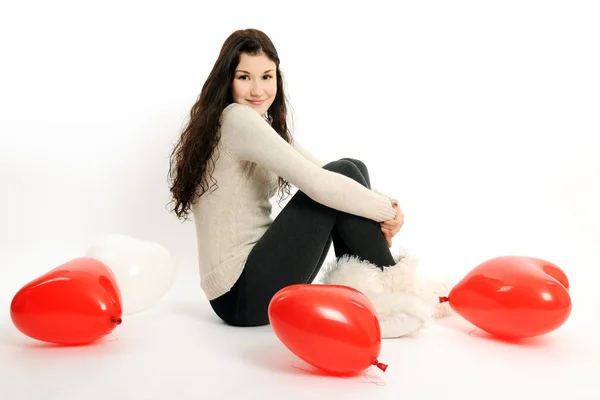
[219,103,397,222]
[292,138,399,205]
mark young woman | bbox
[168,28,450,338]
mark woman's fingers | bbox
[381,226,399,236]
[384,215,404,227]
[381,221,400,229]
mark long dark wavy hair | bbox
[168,29,293,221]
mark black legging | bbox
[209,158,397,326]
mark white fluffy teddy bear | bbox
[319,248,454,338]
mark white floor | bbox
[2,267,599,400]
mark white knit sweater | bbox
[192,103,398,300]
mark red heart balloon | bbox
[443,256,571,339]
[268,284,386,376]
[10,257,123,345]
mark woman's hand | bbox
[380,202,404,247]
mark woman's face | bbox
[232,52,277,117]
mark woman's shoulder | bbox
[222,102,239,115]
[220,103,266,139]
[221,102,261,122]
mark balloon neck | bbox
[111,317,122,325]
[372,359,388,372]
[439,296,449,303]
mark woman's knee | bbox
[323,160,368,187]
[324,158,369,186]
[324,159,361,177]
[339,158,369,185]
[339,158,367,173]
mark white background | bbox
[1,0,599,399]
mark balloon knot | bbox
[439,296,449,303]
[112,317,122,325]
[373,359,388,372]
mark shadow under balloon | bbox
[238,343,311,374]
[0,320,119,354]
[237,343,384,382]
[435,316,556,348]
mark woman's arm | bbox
[219,103,397,222]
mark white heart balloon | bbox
[85,234,176,314]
